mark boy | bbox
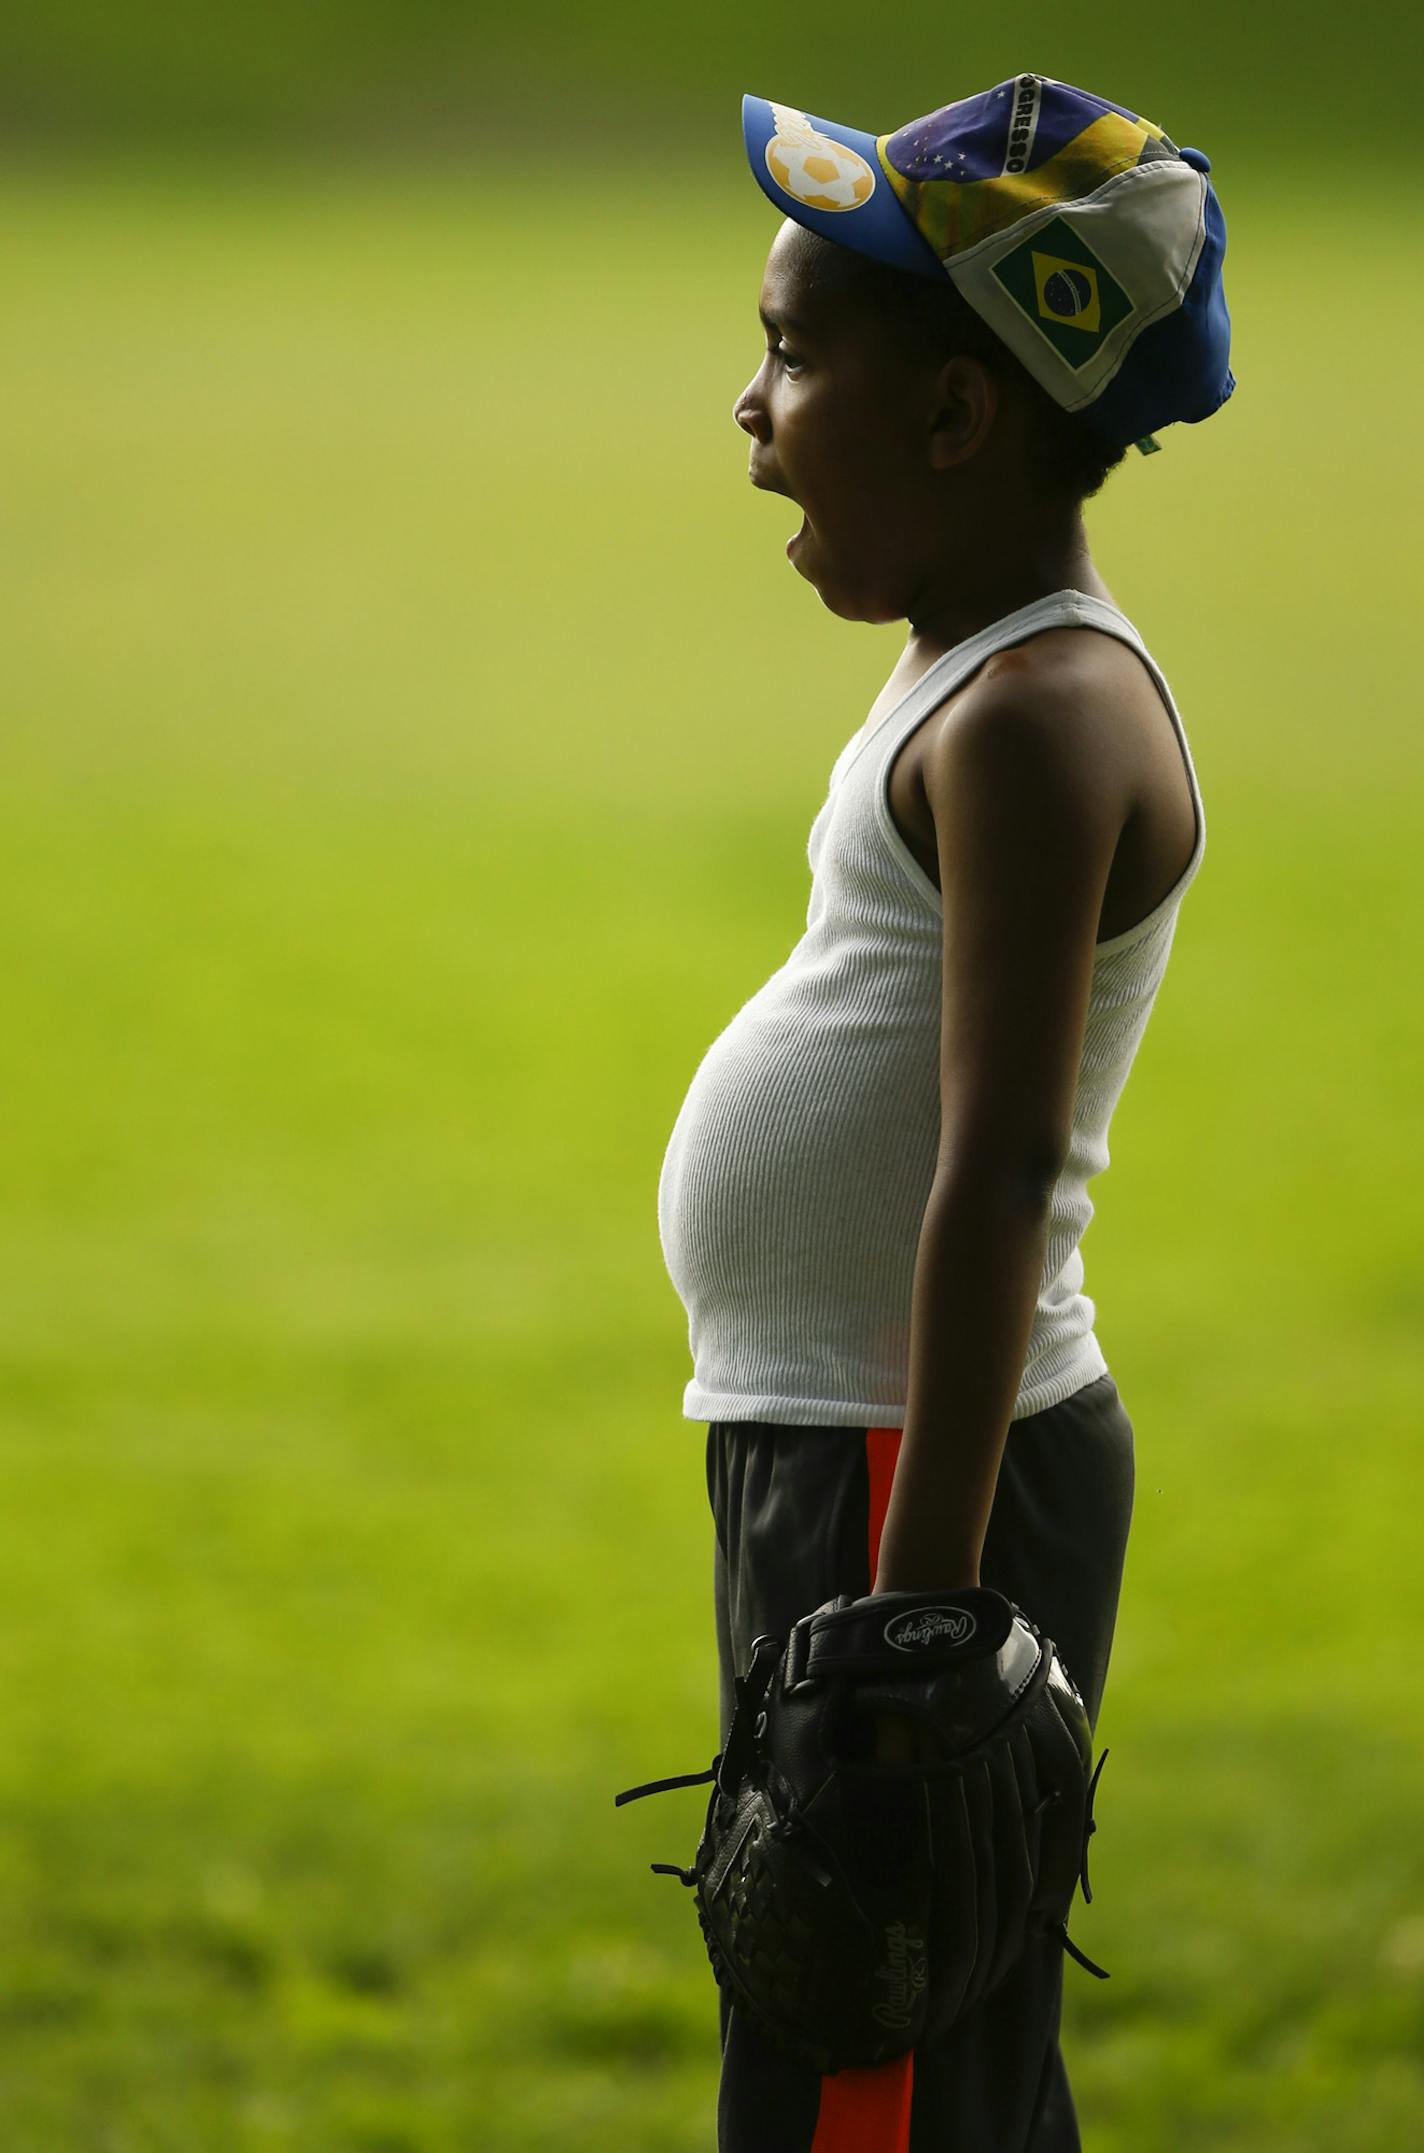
[655,71,1234,2152]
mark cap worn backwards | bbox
[740,73,1236,457]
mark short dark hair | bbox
[800,232,1130,506]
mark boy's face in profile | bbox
[733,218,982,626]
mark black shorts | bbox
[705,1370,1136,2153]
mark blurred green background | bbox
[3,4,1422,2148]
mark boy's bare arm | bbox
[873,664,1133,1596]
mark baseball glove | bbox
[615,1585,1110,2074]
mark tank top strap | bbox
[840,588,1135,791]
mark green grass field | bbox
[2,162,1422,2148]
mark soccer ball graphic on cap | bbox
[765,123,876,213]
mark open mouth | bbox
[748,470,809,555]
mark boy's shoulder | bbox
[886,623,1195,938]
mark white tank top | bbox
[657,588,1207,1427]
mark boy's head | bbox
[736,215,1102,623]
[734,76,1233,620]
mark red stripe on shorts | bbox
[864,1425,903,1584]
[809,1424,912,2153]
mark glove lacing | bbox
[613,1633,784,1887]
[611,1760,716,1886]
[1037,1742,1112,1980]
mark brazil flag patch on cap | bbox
[990,215,1134,371]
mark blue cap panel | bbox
[741,94,945,282]
[883,77,1151,184]
[1079,176,1235,447]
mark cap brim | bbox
[741,93,944,280]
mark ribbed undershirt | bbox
[657,588,1206,1427]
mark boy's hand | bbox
[868,1577,979,1760]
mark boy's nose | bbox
[733,392,769,441]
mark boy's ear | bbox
[927,354,999,473]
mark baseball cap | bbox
[741,74,1235,457]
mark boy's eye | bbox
[769,343,804,371]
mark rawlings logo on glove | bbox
[881,1603,978,1651]
[870,1918,929,2033]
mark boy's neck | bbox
[901,516,1109,661]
